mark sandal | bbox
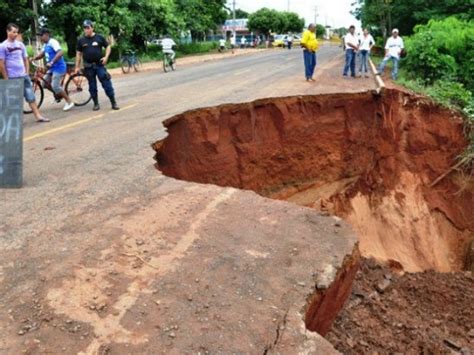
[36,117,50,123]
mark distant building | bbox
[222,19,251,39]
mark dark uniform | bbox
[76,33,117,108]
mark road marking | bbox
[110,103,138,114]
[24,114,105,142]
[233,69,252,76]
[24,102,139,142]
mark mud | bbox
[153,89,474,273]
[327,258,474,353]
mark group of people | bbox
[301,23,405,82]
[0,20,119,123]
[343,26,375,78]
[343,25,404,80]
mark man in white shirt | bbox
[240,36,247,49]
[377,28,404,80]
[161,36,176,60]
[219,38,226,52]
[358,28,375,77]
[343,25,359,77]
[287,34,294,50]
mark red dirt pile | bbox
[327,258,474,353]
[153,89,473,273]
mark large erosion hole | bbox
[153,89,473,273]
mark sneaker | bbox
[63,102,75,111]
[93,103,100,111]
[111,102,120,110]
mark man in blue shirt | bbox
[33,28,74,111]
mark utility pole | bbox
[31,0,41,52]
[313,6,318,25]
[232,0,236,38]
[287,0,290,12]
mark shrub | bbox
[426,80,472,109]
[176,41,218,55]
[404,17,474,91]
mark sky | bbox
[230,0,360,29]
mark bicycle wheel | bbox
[121,58,131,74]
[23,78,44,114]
[163,56,170,73]
[133,58,141,72]
[65,73,91,107]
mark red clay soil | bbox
[153,88,474,273]
[326,258,474,354]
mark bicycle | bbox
[24,62,91,114]
[163,52,176,73]
[120,50,141,74]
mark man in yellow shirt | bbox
[301,24,319,81]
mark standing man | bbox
[33,28,74,111]
[75,20,119,111]
[301,24,318,82]
[287,33,294,50]
[0,23,49,122]
[343,25,358,78]
[230,33,236,54]
[240,36,247,49]
[358,28,375,77]
[377,29,404,80]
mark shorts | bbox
[19,76,36,104]
[44,71,66,94]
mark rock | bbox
[359,340,369,347]
[297,281,306,287]
[169,332,176,338]
[346,338,355,348]
[257,297,263,301]
[375,279,391,293]
[18,330,25,336]
[187,296,193,302]
[136,239,145,246]
[443,339,462,351]
[468,329,474,338]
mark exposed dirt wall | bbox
[153,89,474,272]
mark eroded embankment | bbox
[153,89,473,273]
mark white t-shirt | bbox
[219,39,226,47]
[230,36,236,45]
[359,34,374,51]
[162,38,176,53]
[385,36,404,58]
[241,37,246,44]
[344,33,358,49]
[287,35,293,42]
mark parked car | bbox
[272,34,302,48]
[148,39,163,46]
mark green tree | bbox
[44,0,180,57]
[352,0,474,37]
[280,12,305,33]
[247,8,278,35]
[227,8,249,19]
[248,8,304,35]
[0,0,35,41]
[175,0,227,41]
[315,24,326,38]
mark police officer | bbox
[74,20,119,111]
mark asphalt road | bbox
[0,44,378,353]
[2,44,375,251]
